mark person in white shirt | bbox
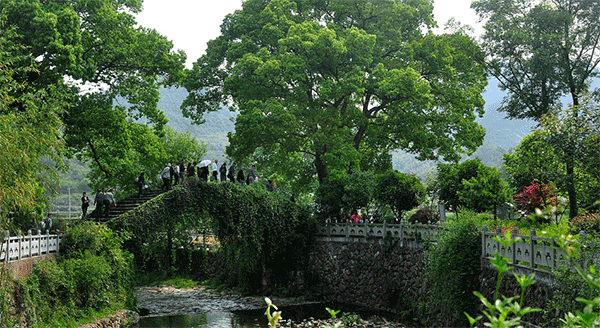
[211,159,219,182]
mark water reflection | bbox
[133,311,268,328]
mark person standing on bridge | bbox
[94,189,105,218]
[160,163,172,190]
[104,188,116,219]
[81,192,90,218]
[220,162,227,182]
[179,159,186,182]
[228,162,236,183]
[237,167,245,186]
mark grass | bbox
[137,272,199,289]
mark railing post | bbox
[346,221,349,239]
[46,229,50,254]
[383,220,387,238]
[28,230,32,258]
[17,231,22,260]
[497,226,502,256]
[364,222,368,239]
[3,231,8,262]
[530,228,536,270]
[511,227,518,267]
[482,225,487,259]
[399,222,404,247]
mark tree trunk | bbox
[314,154,328,184]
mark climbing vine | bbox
[108,178,315,294]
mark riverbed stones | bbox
[136,285,410,327]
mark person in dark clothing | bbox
[81,192,90,218]
[94,189,105,217]
[266,179,274,192]
[219,162,227,182]
[179,159,186,182]
[187,162,196,177]
[199,164,209,182]
[104,188,116,218]
[136,172,145,196]
[169,162,176,187]
[228,162,236,183]
[237,168,245,186]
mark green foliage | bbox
[503,133,561,192]
[185,0,487,185]
[109,178,315,294]
[437,159,497,212]
[374,170,425,221]
[424,212,482,327]
[1,221,134,327]
[459,165,512,215]
[472,0,600,121]
[0,21,65,228]
[0,0,186,198]
[466,232,540,328]
[408,209,440,224]
[570,213,600,238]
[315,174,347,221]
[544,242,600,327]
[315,171,375,221]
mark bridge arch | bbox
[107,178,315,293]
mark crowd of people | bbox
[76,159,278,220]
[156,159,270,189]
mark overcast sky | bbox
[135,0,483,68]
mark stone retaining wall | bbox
[305,239,556,326]
[3,253,58,279]
[306,239,427,315]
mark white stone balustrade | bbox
[1,230,61,262]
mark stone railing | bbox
[316,222,445,247]
[480,225,594,281]
[1,230,61,262]
[317,223,593,277]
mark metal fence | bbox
[1,230,61,262]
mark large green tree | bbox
[183,0,487,187]
[0,24,65,227]
[0,0,186,191]
[472,0,600,217]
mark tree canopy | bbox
[183,0,488,187]
[473,0,600,217]
[472,0,600,120]
[0,0,187,193]
[0,25,64,225]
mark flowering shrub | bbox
[513,182,559,213]
[351,214,362,223]
[569,212,600,237]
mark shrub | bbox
[569,212,600,237]
[408,209,440,224]
[513,181,560,214]
[374,170,424,221]
[424,212,482,327]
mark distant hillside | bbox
[159,81,533,180]
[158,86,236,162]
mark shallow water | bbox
[133,303,402,328]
